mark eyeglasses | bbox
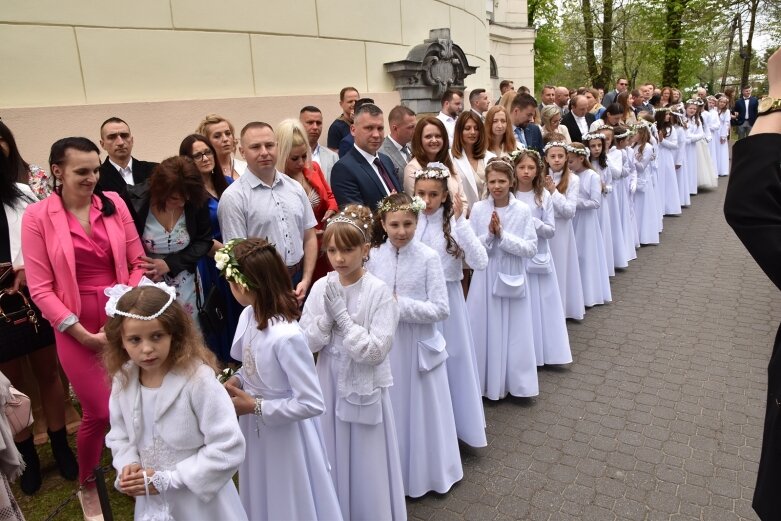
[191,150,214,161]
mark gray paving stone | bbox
[405,181,777,519]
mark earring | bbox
[362,256,369,263]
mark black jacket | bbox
[128,182,213,276]
[99,157,158,222]
[330,147,403,209]
[561,112,596,145]
[724,133,781,520]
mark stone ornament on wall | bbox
[385,28,478,114]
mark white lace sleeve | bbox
[299,279,333,353]
[397,254,449,324]
[342,283,399,365]
[454,215,488,271]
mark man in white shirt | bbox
[436,89,463,144]
[299,105,338,183]
[379,105,416,185]
[217,121,318,304]
[469,88,490,122]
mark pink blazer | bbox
[21,191,145,330]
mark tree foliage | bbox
[527,0,772,92]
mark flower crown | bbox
[542,141,568,153]
[632,120,652,130]
[582,132,606,142]
[105,277,177,320]
[378,195,426,215]
[614,128,633,140]
[215,238,254,290]
[654,107,670,113]
[686,98,704,106]
[566,145,590,157]
[414,162,451,180]
[509,148,543,168]
[592,123,613,132]
[326,208,373,242]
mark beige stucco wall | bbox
[0,0,534,168]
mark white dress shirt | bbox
[436,112,457,145]
[109,157,135,185]
[743,98,751,120]
[574,114,588,136]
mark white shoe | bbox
[77,488,105,521]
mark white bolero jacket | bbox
[366,239,449,325]
[105,363,245,502]
[469,194,537,274]
[415,207,488,281]
[300,271,399,397]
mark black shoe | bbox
[48,428,78,481]
[15,436,41,495]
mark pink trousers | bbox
[54,286,111,485]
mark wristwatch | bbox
[757,97,781,116]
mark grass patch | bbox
[12,435,134,521]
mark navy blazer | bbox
[732,96,759,126]
[520,124,544,153]
[561,112,596,144]
[330,147,403,210]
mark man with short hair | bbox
[98,117,157,217]
[379,105,416,185]
[602,77,629,107]
[732,85,759,140]
[330,104,402,209]
[510,94,543,152]
[496,79,515,104]
[555,86,571,115]
[562,94,596,143]
[217,122,318,303]
[469,88,490,121]
[639,84,655,114]
[539,85,556,111]
[299,106,338,183]
[437,89,463,144]
[327,86,360,151]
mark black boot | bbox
[48,427,78,480]
[15,436,41,495]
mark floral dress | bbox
[142,213,199,323]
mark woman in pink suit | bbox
[22,137,145,521]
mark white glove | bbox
[324,280,351,331]
[629,180,637,194]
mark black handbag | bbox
[0,289,55,362]
[195,278,228,337]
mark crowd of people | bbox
[0,75,754,521]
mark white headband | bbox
[105,277,177,321]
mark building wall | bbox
[0,0,533,167]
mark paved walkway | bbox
[407,180,781,521]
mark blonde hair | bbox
[275,118,312,172]
[196,114,237,153]
[540,105,562,129]
[103,286,217,387]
